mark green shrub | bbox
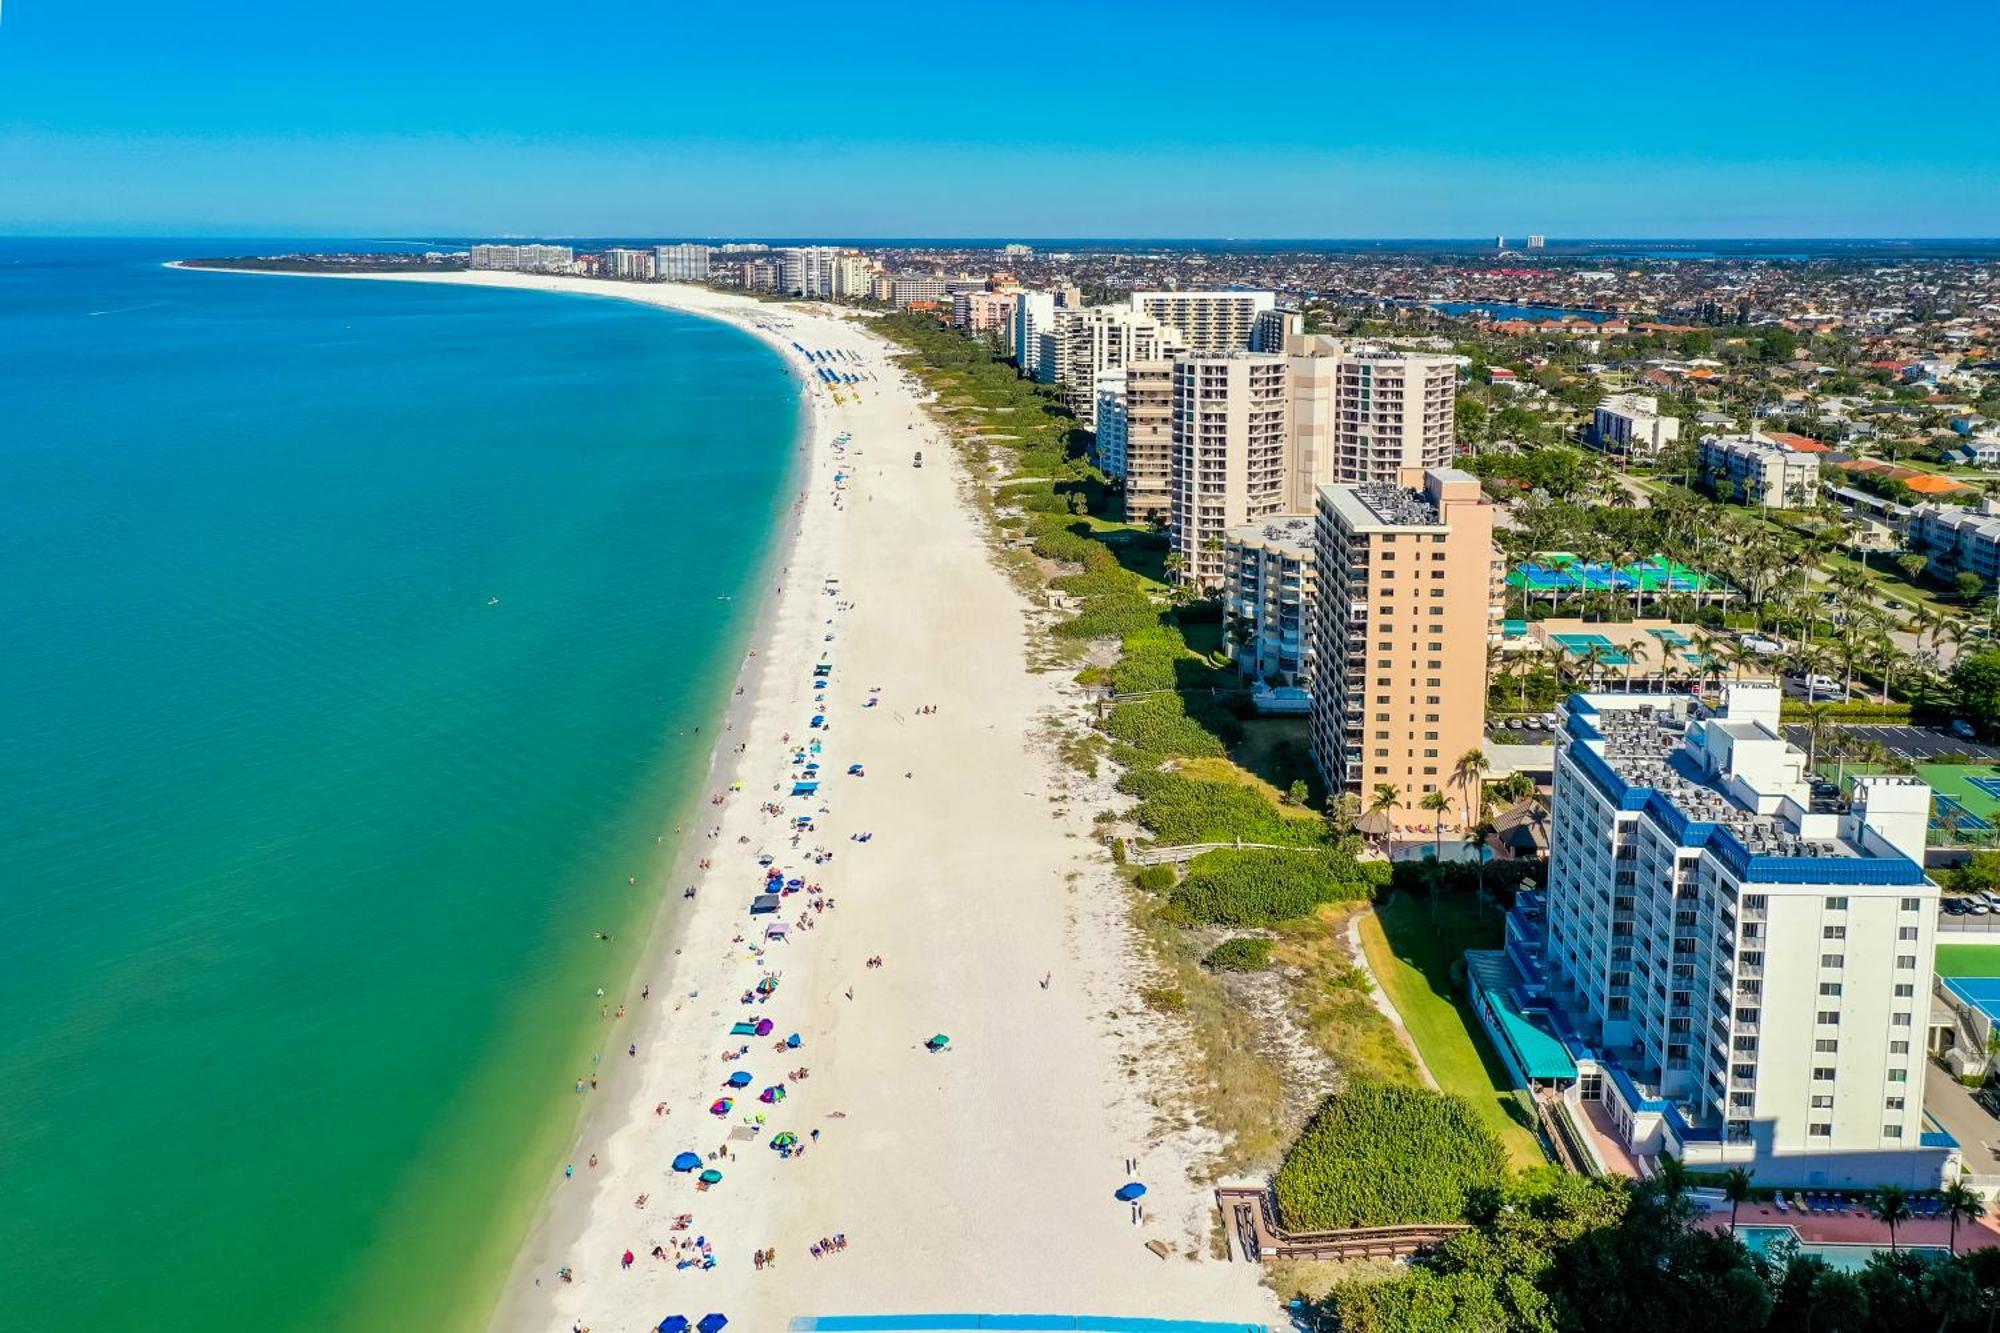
[1031,528,1097,563]
[1274,1084,1507,1230]
[1056,596,1163,640]
[1778,699,1912,723]
[1119,767,1337,847]
[1133,864,1177,893]
[1168,847,1376,925]
[1202,936,1274,971]
[1103,694,1230,756]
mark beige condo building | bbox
[1170,352,1290,589]
[1308,468,1499,827]
[1053,306,1185,428]
[1129,290,1274,354]
[1285,334,1458,501]
[1118,360,1176,524]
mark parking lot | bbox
[1782,723,2000,763]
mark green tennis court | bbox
[1919,763,2000,834]
[1938,943,2000,979]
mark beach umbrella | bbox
[698,1169,723,1185]
[658,1318,690,1333]
[785,1033,802,1048]
[760,1085,786,1103]
[726,1070,753,1088]
[698,1315,729,1333]
[709,1098,733,1116]
[754,1017,775,1034]
[1353,809,1394,838]
[771,1131,798,1149]
[927,1033,951,1051]
[1115,1182,1148,1202]
[671,1152,703,1173]
[756,979,778,996]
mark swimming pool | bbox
[1738,1225,1949,1272]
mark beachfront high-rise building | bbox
[601,247,657,281]
[1052,306,1186,427]
[469,243,575,274]
[1010,291,1058,381]
[829,255,877,301]
[1251,308,1303,353]
[655,244,711,282]
[779,246,844,298]
[1223,515,1316,687]
[741,257,780,292]
[889,272,948,308]
[1307,468,1497,822]
[1129,291,1275,354]
[1487,686,1951,1187]
[1283,334,1459,504]
[1169,352,1290,589]
[1591,392,1681,465]
[955,290,1018,335]
[1118,360,1175,523]
[1093,373,1128,479]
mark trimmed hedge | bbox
[1274,1084,1507,1230]
[1168,848,1380,926]
[1202,936,1274,971]
[1779,699,1912,723]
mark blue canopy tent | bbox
[658,1318,690,1333]
[750,894,781,915]
[725,1070,753,1088]
[1115,1182,1147,1202]
[790,782,819,796]
[698,1316,729,1333]
[671,1152,703,1173]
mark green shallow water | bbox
[0,240,801,1331]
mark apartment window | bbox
[1818,982,1843,997]
[1424,714,1439,723]
[1735,1007,1760,1024]
[1811,1094,1833,1109]
[1822,925,1846,940]
[1827,897,1849,910]
[1895,983,1914,998]
[1376,696,1391,705]
[1816,1011,1841,1026]
[1744,894,1767,910]
[1897,954,1917,969]
[1422,782,1436,791]
[1809,1123,1833,1137]
[1884,1124,1904,1139]
[1374,731,1390,740]
[1892,1012,1913,1027]
[1820,954,1845,968]
[1374,713,1391,722]
[1423,749,1438,758]
[1373,748,1389,758]
[1886,1096,1906,1112]
[1814,1039,1839,1053]
[1425,677,1441,686]
[1891,1040,1910,1055]
[1888,1068,1908,1083]
[1897,927,1918,941]
[1733,1064,1756,1081]
[1813,1068,1836,1081]
[1425,696,1441,705]
[1901,897,1922,911]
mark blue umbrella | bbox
[1115,1182,1147,1202]
[658,1318,690,1333]
[671,1152,702,1173]
[698,1316,729,1333]
[726,1070,753,1088]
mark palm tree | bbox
[1653,1154,1693,1220]
[1454,747,1490,827]
[1364,782,1402,857]
[1802,702,1837,773]
[1873,1183,1913,1252]
[1620,637,1652,693]
[1419,789,1455,918]
[1722,1166,1755,1234]
[1942,1179,1986,1253]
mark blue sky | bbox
[1,0,1995,238]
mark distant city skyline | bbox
[2,0,1996,237]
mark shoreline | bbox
[177,263,1284,1331]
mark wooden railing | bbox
[1215,1186,1468,1263]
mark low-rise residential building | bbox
[1223,515,1315,686]
[1908,496,2000,582]
[1699,433,1821,508]
[1591,393,1682,464]
[1475,687,1951,1188]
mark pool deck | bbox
[1704,1204,2000,1251]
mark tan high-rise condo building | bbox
[1053,306,1185,428]
[1170,352,1290,589]
[1117,361,1176,524]
[1308,468,1498,827]
[1285,334,1458,499]
[1129,290,1275,354]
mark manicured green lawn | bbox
[1359,892,1545,1168]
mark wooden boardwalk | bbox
[1214,1186,1467,1263]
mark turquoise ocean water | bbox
[0,240,802,1331]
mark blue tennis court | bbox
[1968,776,2000,801]
[1945,976,2000,1022]
[1934,794,1994,833]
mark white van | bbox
[1806,674,1845,699]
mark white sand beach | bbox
[185,267,1281,1331]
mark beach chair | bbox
[1774,1193,1788,1214]
[1794,1192,1809,1214]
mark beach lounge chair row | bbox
[1773,1190,1946,1218]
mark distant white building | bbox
[469,243,574,274]
[1699,433,1820,509]
[654,244,710,282]
[1128,290,1275,354]
[1011,292,1058,381]
[1093,373,1129,478]
[1592,393,1682,464]
[601,247,657,281]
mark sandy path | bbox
[188,268,1280,1331]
